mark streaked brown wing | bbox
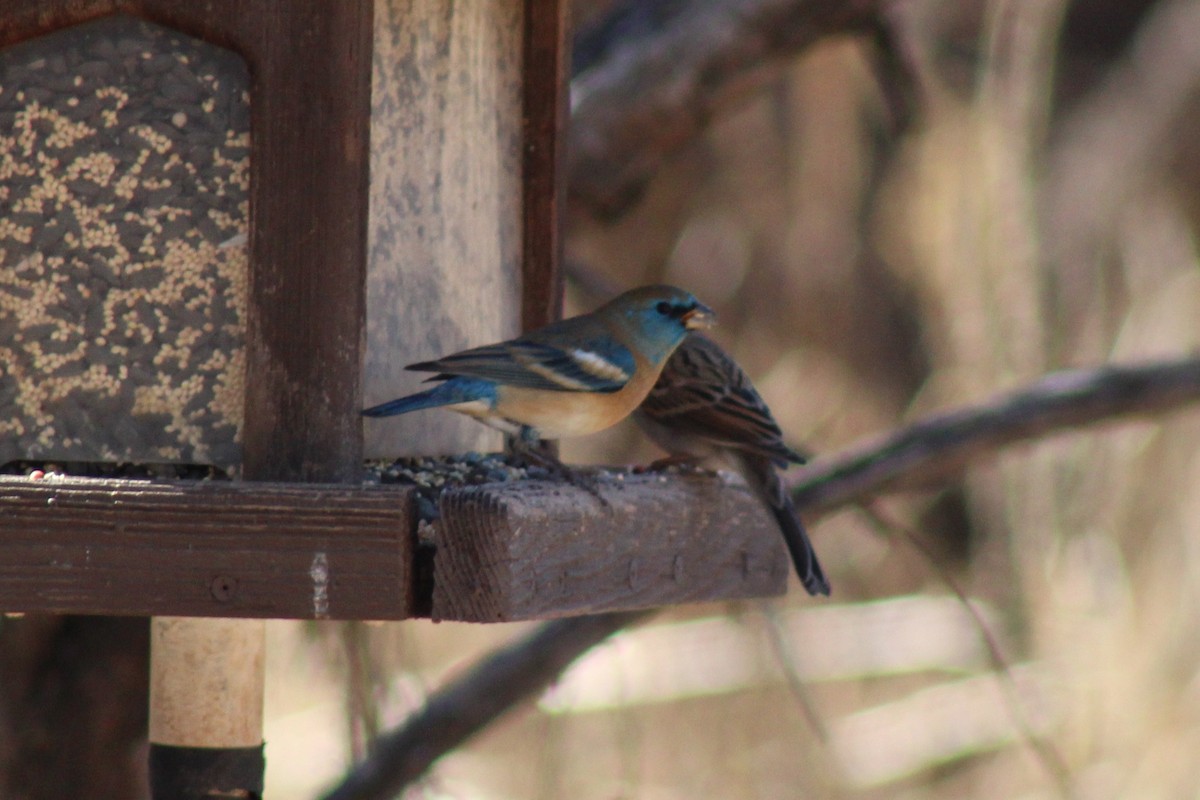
[642,335,804,466]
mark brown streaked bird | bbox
[635,334,830,596]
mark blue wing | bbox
[407,336,635,394]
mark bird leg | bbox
[510,427,609,505]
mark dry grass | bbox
[264,2,1200,797]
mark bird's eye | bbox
[656,301,673,316]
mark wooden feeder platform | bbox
[0,0,789,623]
[0,467,787,623]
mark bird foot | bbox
[512,444,610,506]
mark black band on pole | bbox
[148,743,265,800]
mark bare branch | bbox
[791,356,1200,512]
[318,355,1200,800]
[858,502,1074,799]
[318,610,651,800]
[568,0,894,218]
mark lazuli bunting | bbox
[363,286,716,445]
[635,334,831,596]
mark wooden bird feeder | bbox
[0,1,787,795]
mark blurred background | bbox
[271,0,1200,797]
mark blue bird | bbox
[363,286,716,446]
[635,334,831,596]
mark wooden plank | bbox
[0,477,414,620]
[231,3,374,483]
[362,0,525,459]
[520,0,570,332]
[0,1,116,48]
[431,472,788,622]
[2,8,374,795]
[110,1,374,482]
[0,472,794,622]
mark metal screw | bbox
[210,575,238,602]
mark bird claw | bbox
[554,464,610,506]
[511,441,610,507]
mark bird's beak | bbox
[682,303,717,330]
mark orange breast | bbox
[493,356,663,438]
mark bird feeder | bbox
[0,1,787,796]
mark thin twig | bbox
[858,501,1076,800]
[759,602,831,745]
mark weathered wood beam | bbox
[0,472,787,622]
[521,0,571,331]
[230,1,374,484]
[433,472,787,622]
[0,478,413,620]
[2,5,374,796]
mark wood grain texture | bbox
[431,472,788,622]
[363,0,525,458]
[1,6,373,793]
[0,477,414,620]
[520,0,570,331]
[0,0,119,47]
[232,2,373,483]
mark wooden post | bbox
[0,0,595,790]
[147,618,266,797]
[363,0,526,459]
[521,0,571,332]
[144,4,374,797]
[44,3,381,796]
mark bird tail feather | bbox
[769,491,831,597]
[738,454,831,596]
[361,379,492,418]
